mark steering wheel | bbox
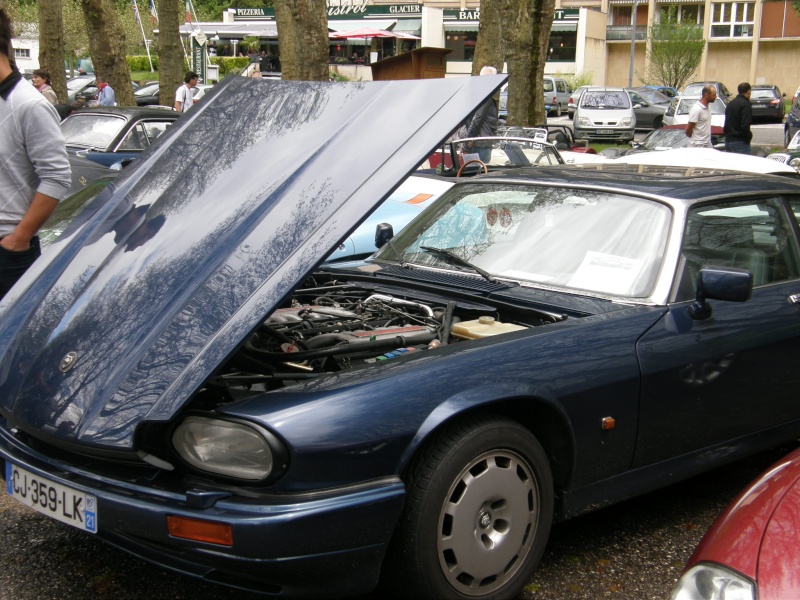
[457,159,488,177]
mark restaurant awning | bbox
[327,19,396,32]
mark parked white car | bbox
[662,95,728,128]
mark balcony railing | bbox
[606,25,647,41]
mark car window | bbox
[629,92,645,105]
[751,89,777,100]
[142,121,172,143]
[118,124,147,151]
[544,80,554,92]
[381,184,671,298]
[675,198,800,301]
[557,81,566,93]
[581,91,631,109]
[710,98,727,114]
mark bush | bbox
[211,57,250,77]
[554,71,594,91]
[127,55,159,72]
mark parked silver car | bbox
[573,87,635,142]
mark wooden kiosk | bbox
[370,47,452,80]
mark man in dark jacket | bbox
[724,82,753,155]
[464,66,499,163]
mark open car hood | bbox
[0,74,504,451]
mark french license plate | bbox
[596,129,612,134]
[5,462,97,533]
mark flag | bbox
[149,0,158,24]
[132,0,141,24]
[185,0,192,23]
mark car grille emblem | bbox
[59,351,78,373]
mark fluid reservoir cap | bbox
[478,316,496,325]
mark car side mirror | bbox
[630,141,640,148]
[688,266,753,320]
[633,103,642,109]
[375,223,394,249]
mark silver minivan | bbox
[573,87,636,142]
[543,76,571,117]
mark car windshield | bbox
[450,137,563,168]
[751,89,777,100]
[66,77,93,91]
[374,183,671,298]
[61,114,126,149]
[673,98,726,115]
[635,89,671,104]
[640,128,688,149]
[135,83,159,96]
[580,91,630,109]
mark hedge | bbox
[126,55,250,78]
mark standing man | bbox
[724,82,753,155]
[96,75,115,106]
[684,85,717,148]
[0,9,71,299]
[464,65,500,163]
[174,72,198,113]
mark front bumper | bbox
[0,421,405,598]
[574,127,635,142]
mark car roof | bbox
[467,163,800,202]
[66,106,179,119]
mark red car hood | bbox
[687,447,800,596]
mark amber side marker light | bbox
[167,515,233,546]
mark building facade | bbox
[190,1,800,94]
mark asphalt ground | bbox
[0,118,793,599]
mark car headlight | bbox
[172,416,280,480]
[670,563,755,600]
[577,116,592,127]
[789,157,800,168]
[620,117,634,127]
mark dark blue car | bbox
[4,75,800,600]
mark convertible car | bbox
[4,76,800,600]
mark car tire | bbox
[383,413,554,600]
[556,103,562,118]
[654,117,663,129]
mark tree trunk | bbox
[157,0,184,107]
[79,0,134,105]
[273,0,329,81]
[471,0,504,77]
[503,0,555,126]
[39,0,67,103]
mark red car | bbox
[671,446,800,600]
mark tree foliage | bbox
[640,7,703,91]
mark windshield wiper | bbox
[419,245,500,284]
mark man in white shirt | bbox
[174,71,198,113]
[684,85,717,148]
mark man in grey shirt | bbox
[0,9,71,299]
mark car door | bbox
[634,196,800,467]
[629,90,661,129]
